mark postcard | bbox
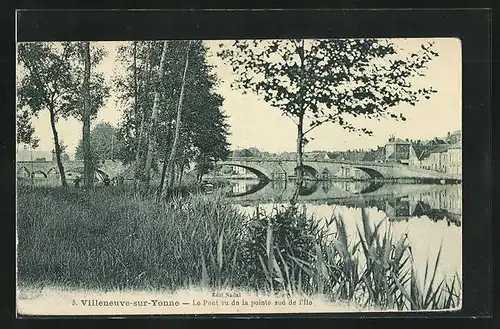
[16,32,462,315]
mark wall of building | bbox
[409,146,461,176]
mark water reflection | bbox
[226,179,270,197]
[225,180,462,226]
[228,181,462,288]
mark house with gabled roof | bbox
[410,143,449,172]
[385,135,411,164]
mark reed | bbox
[240,205,462,310]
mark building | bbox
[411,144,449,171]
[445,143,462,176]
[409,138,461,177]
[385,136,411,164]
[446,130,462,145]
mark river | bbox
[224,179,462,286]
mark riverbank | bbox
[17,184,461,313]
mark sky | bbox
[19,38,461,156]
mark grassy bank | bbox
[17,184,461,311]
[17,184,244,290]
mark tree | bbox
[75,123,122,161]
[143,40,169,188]
[17,43,76,187]
[158,41,230,188]
[62,42,109,187]
[17,42,109,187]
[114,40,230,191]
[51,139,69,162]
[81,41,93,188]
[162,40,191,194]
[191,93,231,182]
[114,41,155,185]
[218,39,439,203]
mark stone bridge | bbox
[218,157,460,181]
[17,156,460,182]
[16,160,128,181]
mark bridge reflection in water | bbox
[225,179,462,226]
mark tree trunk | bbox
[82,41,94,189]
[290,114,304,204]
[162,41,191,197]
[133,41,139,128]
[290,40,307,204]
[48,107,68,187]
[157,126,172,195]
[177,162,185,188]
[134,42,152,188]
[143,41,169,188]
[158,157,169,194]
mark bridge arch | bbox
[17,166,30,177]
[32,170,48,178]
[354,166,384,179]
[219,163,270,181]
[295,165,318,179]
[47,167,58,176]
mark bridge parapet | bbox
[224,157,396,167]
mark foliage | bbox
[114,41,230,184]
[17,43,74,117]
[218,39,438,135]
[17,42,110,187]
[75,122,122,161]
[237,205,317,292]
[17,42,109,122]
[58,42,110,121]
[232,205,461,310]
[16,110,39,147]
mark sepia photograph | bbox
[16,36,463,315]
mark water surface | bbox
[225,179,462,285]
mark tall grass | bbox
[17,184,244,291]
[17,184,461,310]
